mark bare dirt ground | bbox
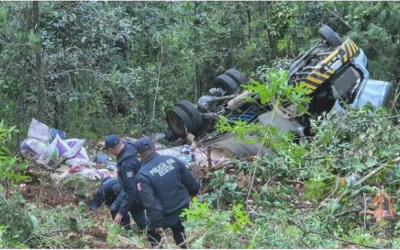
[18,163,143,249]
[20,182,78,208]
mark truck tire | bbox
[176,100,203,130]
[214,74,238,94]
[166,107,195,138]
[225,69,248,86]
[319,25,342,47]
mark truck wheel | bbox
[166,107,195,138]
[176,100,203,130]
[225,69,248,86]
[319,25,342,47]
[214,74,238,94]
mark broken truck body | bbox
[166,25,392,157]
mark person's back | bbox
[135,137,200,248]
[89,177,120,211]
[138,153,198,214]
[88,177,131,228]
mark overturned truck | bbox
[166,25,392,157]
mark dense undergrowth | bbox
[1,105,400,248]
[185,105,400,248]
[2,1,400,248]
[0,174,147,249]
[2,2,400,138]
[1,70,400,248]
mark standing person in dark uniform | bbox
[88,177,131,228]
[135,137,200,248]
[102,135,147,231]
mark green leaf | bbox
[28,32,41,51]
[329,203,340,215]
[366,157,377,168]
[27,215,38,231]
[0,7,7,27]
[351,159,365,171]
[305,179,326,199]
[52,148,59,162]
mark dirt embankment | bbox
[18,164,143,249]
[20,183,78,208]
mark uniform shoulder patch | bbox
[126,171,135,178]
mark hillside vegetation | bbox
[1,1,400,249]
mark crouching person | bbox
[88,177,131,228]
[135,137,200,248]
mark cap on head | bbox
[135,137,155,153]
[104,134,121,149]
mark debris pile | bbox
[20,118,113,181]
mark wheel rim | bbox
[167,112,187,137]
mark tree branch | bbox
[176,232,202,248]
[151,45,164,122]
[333,157,400,204]
[289,219,379,249]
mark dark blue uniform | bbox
[115,142,147,230]
[136,153,200,247]
[89,177,130,228]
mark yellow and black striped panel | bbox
[302,39,359,91]
[340,39,360,64]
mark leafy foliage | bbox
[0,121,28,186]
[204,69,400,247]
[1,1,400,137]
[197,106,400,248]
[216,69,311,165]
[242,70,312,114]
[0,187,145,248]
[182,198,252,248]
[2,1,400,248]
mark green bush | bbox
[0,121,28,187]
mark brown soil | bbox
[88,240,117,249]
[86,240,139,249]
[86,227,108,240]
[18,165,144,249]
[23,161,52,183]
[65,231,130,249]
[20,182,79,208]
[19,152,199,249]
[82,229,143,249]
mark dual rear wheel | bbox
[214,68,248,94]
[167,69,248,138]
[167,101,203,138]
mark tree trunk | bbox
[193,1,202,100]
[33,1,45,122]
[247,5,252,40]
[263,2,276,61]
